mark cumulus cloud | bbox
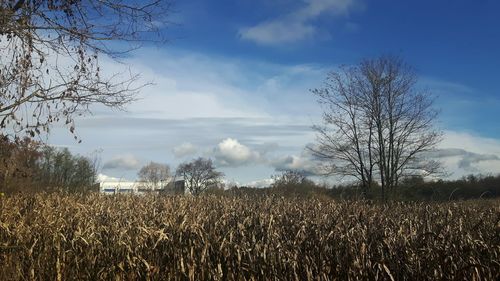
[172,142,198,158]
[102,154,141,170]
[212,138,262,167]
[270,149,323,176]
[239,0,360,45]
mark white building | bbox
[100,181,140,194]
[99,180,185,195]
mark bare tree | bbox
[311,67,376,195]
[271,170,310,188]
[176,157,224,196]
[310,56,442,200]
[137,161,171,190]
[0,0,173,139]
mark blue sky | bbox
[171,0,500,137]
[50,0,500,185]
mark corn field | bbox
[0,193,499,280]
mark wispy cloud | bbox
[172,142,198,158]
[239,0,361,45]
[46,47,322,181]
[47,47,500,184]
[439,131,500,156]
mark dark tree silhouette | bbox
[271,170,310,188]
[176,157,224,196]
[310,56,442,200]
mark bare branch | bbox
[0,0,173,140]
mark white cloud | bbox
[268,130,500,181]
[46,47,322,182]
[213,138,262,167]
[97,173,122,183]
[240,21,316,45]
[434,131,500,178]
[431,148,500,170]
[239,0,360,45]
[97,52,267,120]
[270,148,323,176]
[439,131,500,155]
[72,47,326,124]
[172,142,198,158]
[473,159,500,175]
[222,178,241,189]
[45,45,500,184]
[245,178,274,188]
[299,0,360,18]
[102,154,141,170]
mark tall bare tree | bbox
[311,67,376,195]
[176,157,224,196]
[0,0,173,139]
[137,161,171,190]
[310,56,442,200]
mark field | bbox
[1,194,499,280]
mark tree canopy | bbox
[137,161,171,190]
[176,157,224,196]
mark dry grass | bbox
[0,193,499,280]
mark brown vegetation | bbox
[0,137,98,193]
[1,193,499,280]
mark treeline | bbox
[221,171,500,202]
[2,134,498,201]
[0,136,98,193]
[318,174,500,201]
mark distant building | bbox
[161,180,185,195]
[100,181,138,194]
[99,180,185,195]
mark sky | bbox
[48,0,500,186]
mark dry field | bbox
[0,193,499,280]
